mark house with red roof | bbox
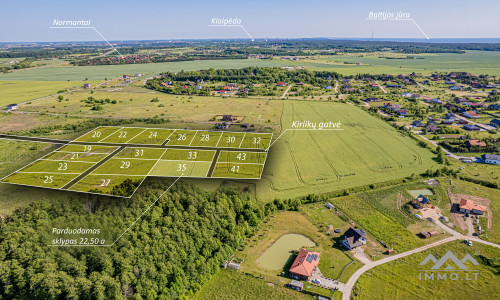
[459,198,486,215]
[466,140,486,147]
[288,249,320,280]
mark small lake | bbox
[258,233,315,270]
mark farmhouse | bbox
[412,120,424,127]
[412,194,431,209]
[397,109,408,116]
[426,124,439,133]
[464,111,479,119]
[490,119,500,128]
[466,140,486,147]
[222,115,236,122]
[481,154,500,165]
[462,124,480,131]
[459,198,486,215]
[341,227,367,250]
[288,249,320,281]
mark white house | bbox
[482,154,500,165]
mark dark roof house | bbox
[341,227,367,250]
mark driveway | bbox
[309,267,344,291]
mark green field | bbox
[91,158,158,176]
[161,149,216,161]
[43,151,109,163]
[68,174,145,197]
[74,126,123,143]
[0,80,100,107]
[193,270,312,300]
[0,59,285,81]
[99,127,146,143]
[239,133,273,149]
[57,144,118,154]
[114,147,166,159]
[218,151,268,164]
[3,172,78,189]
[19,88,283,127]
[255,101,438,201]
[189,131,223,147]
[126,128,174,145]
[218,132,246,148]
[164,130,198,146]
[212,162,264,179]
[149,160,211,177]
[17,159,95,174]
[354,241,500,300]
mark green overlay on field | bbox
[1,127,272,198]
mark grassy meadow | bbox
[354,241,500,300]
[256,101,438,200]
[0,80,101,107]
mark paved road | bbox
[342,217,500,300]
[281,84,292,99]
[417,134,475,161]
[342,236,456,299]
[375,81,387,93]
[416,82,430,90]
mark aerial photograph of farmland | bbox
[1,1,500,299]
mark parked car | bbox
[312,279,321,284]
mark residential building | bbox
[289,249,320,280]
[466,140,486,147]
[459,198,486,215]
[481,154,500,165]
[341,227,367,250]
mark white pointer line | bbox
[208,24,254,41]
[49,26,124,57]
[269,128,344,148]
[47,175,182,247]
[365,18,430,39]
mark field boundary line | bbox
[125,128,148,143]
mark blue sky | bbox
[1,0,499,42]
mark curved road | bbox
[342,218,500,300]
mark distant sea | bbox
[323,38,500,44]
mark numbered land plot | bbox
[98,127,148,144]
[189,131,223,147]
[217,151,268,164]
[164,130,198,146]
[69,174,146,197]
[16,159,97,174]
[73,126,123,143]
[125,128,175,145]
[90,158,159,176]
[161,149,216,162]
[238,133,273,150]
[211,162,265,179]
[114,147,167,160]
[217,132,246,148]
[56,144,119,154]
[42,150,110,163]
[149,160,212,178]
[2,172,80,189]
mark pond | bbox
[408,189,434,198]
[257,233,316,270]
